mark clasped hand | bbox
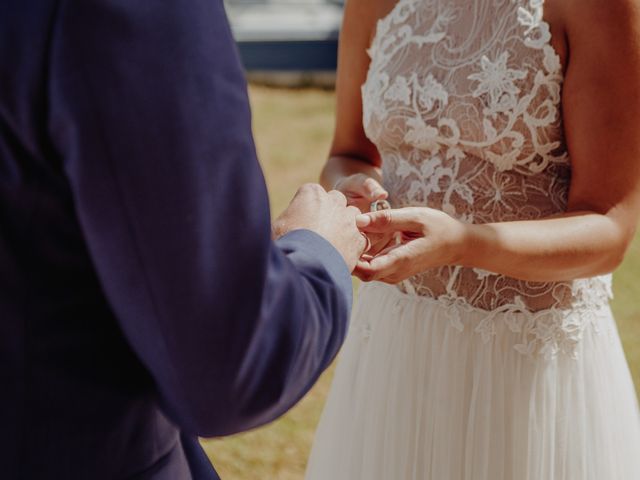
[355,208,469,283]
[335,173,469,284]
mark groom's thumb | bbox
[356,213,373,228]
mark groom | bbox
[0,1,366,479]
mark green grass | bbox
[200,85,640,480]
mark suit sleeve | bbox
[47,0,353,436]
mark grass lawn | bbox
[200,85,640,480]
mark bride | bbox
[305,0,640,478]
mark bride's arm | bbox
[320,0,391,209]
[356,0,640,283]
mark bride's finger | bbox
[366,233,394,256]
[335,174,388,202]
[372,242,401,257]
[355,244,411,281]
[360,176,388,201]
[353,261,378,282]
[354,262,409,284]
[356,208,426,234]
[346,196,373,213]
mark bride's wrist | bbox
[454,223,487,269]
[448,222,477,267]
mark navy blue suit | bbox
[0,1,352,478]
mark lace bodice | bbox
[362,0,612,316]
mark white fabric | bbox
[305,0,640,477]
[306,283,640,479]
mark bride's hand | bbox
[354,207,469,283]
[334,174,393,256]
[334,174,388,213]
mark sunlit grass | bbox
[201,85,640,480]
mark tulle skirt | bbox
[305,282,640,480]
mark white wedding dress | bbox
[305,0,640,479]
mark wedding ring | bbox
[370,199,391,212]
[360,232,372,253]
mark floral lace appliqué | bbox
[468,52,528,117]
[360,0,610,357]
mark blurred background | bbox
[201,2,640,479]
[225,0,342,87]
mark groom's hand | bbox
[273,183,367,271]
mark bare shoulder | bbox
[369,0,404,27]
[563,0,640,20]
[351,0,399,21]
[343,0,400,44]
[560,0,640,46]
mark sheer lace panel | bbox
[361,0,612,314]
